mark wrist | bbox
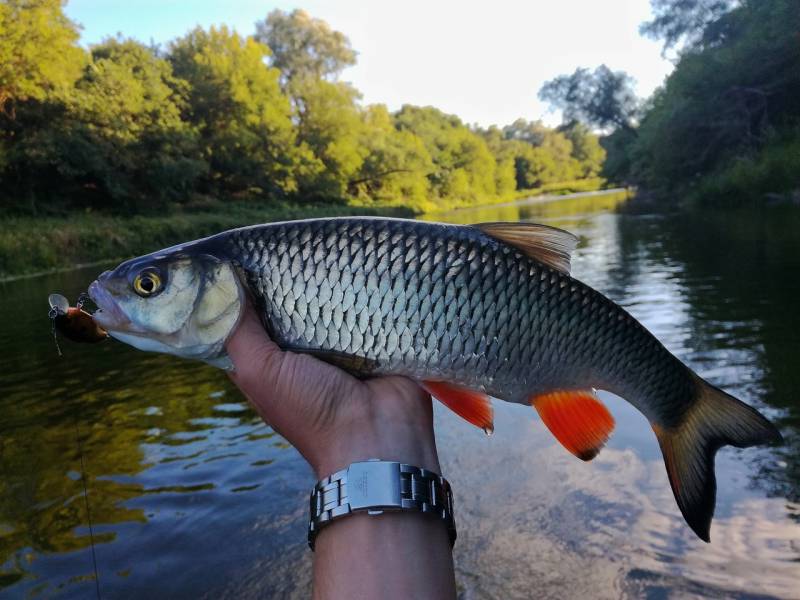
[309,417,441,479]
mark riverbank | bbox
[0,202,412,281]
[0,179,613,280]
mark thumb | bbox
[225,303,286,408]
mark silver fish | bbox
[89,217,782,541]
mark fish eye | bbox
[133,269,163,297]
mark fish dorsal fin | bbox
[475,222,578,274]
[530,389,614,461]
[422,380,494,434]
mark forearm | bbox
[313,511,456,600]
[309,404,456,600]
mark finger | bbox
[225,303,287,408]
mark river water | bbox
[1,192,798,599]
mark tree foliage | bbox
[168,26,298,197]
[0,3,605,215]
[559,121,605,178]
[395,106,500,203]
[640,0,735,53]
[633,0,800,195]
[0,0,85,114]
[351,105,433,205]
[63,38,203,207]
[255,9,356,83]
[539,65,639,132]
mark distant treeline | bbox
[0,2,605,216]
[540,0,800,204]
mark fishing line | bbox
[74,417,102,600]
[48,306,62,357]
[49,292,102,597]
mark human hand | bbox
[226,303,456,599]
[225,303,441,478]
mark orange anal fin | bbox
[422,381,494,433]
[531,390,614,461]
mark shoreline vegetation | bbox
[1,3,613,280]
[2,0,797,278]
[1,5,607,220]
[537,0,798,205]
[0,180,616,281]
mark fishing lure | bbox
[48,293,108,354]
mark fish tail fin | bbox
[652,375,782,542]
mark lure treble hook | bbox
[48,292,108,353]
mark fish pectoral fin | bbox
[530,389,614,461]
[291,348,378,377]
[205,354,235,371]
[475,222,578,274]
[422,380,494,434]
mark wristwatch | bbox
[308,459,457,550]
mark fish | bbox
[88,217,782,541]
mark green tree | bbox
[640,0,735,53]
[290,77,366,199]
[3,38,202,212]
[349,104,433,206]
[479,126,517,196]
[558,121,606,178]
[0,0,85,115]
[539,65,639,132]
[255,9,356,84]
[632,0,800,195]
[169,26,299,197]
[500,119,582,187]
[395,105,498,204]
[70,39,202,209]
[502,118,547,145]
[600,127,637,184]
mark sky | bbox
[64,0,674,128]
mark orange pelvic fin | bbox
[531,389,615,461]
[422,380,494,433]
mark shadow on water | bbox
[0,191,798,598]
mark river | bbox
[1,191,798,599]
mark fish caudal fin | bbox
[652,376,783,542]
[531,389,615,461]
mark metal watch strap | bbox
[308,459,457,550]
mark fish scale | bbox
[223,218,684,418]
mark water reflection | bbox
[0,194,798,598]
[0,269,312,598]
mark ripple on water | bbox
[1,203,800,598]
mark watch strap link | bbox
[308,460,456,550]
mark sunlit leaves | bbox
[0,0,85,114]
[169,26,298,197]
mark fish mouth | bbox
[88,280,131,332]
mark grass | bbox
[353,177,611,213]
[0,201,413,280]
[0,178,612,280]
